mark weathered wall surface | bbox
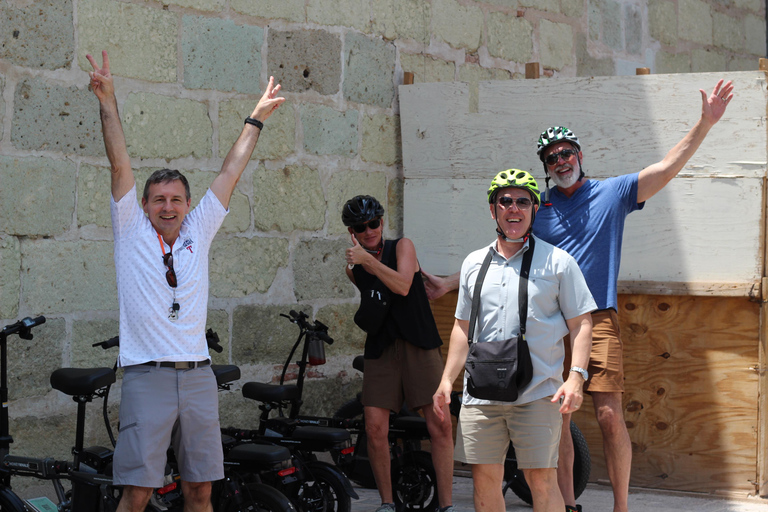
[0,0,765,496]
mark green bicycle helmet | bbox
[487,169,541,205]
[536,126,581,160]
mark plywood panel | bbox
[400,71,768,292]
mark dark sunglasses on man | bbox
[496,197,533,210]
[352,218,381,233]
[544,148,578,166]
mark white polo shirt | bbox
[455,235,597,406]
[111,185,227,367]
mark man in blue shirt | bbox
[424,79,734,512]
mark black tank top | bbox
[352,239,443,359]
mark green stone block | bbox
[486,13,533,63]
[219,99,296,161]
[232,304,307,365]
[541,20,574,71]
[293,239,357,301]
[361,114,401,165]
[78,0,177,83]
[0,237,20,319]
[0,156,75,236]
[343,33,396,108]
[8,318,65,400]
[301,104,358,157]
[432,0,483,52]
[253,165,325,232]
[182,16,263,93]
[72,318,120,369]
[0,0,73,69]
[308,0,371,33]
[267,30,342,96]
[231,0,305,22]
[209,237,289,298]
[372,0,431,44]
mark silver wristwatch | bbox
[569,366,589,381]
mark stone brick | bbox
[186,170,251,234]
[267,30,342,96]
[316,303,366,357]
[625,5,642,55]
[343,33,397,108]
[160,0,226,10]
[300,104,358,157]
[372,0,431,44]
[219,99,296,161]
[588,0,600,41]
[728,55,758,71]
[231,0,306,22]
[0,156,75,236]
[678,0,712,46]
[72,318,120,368]
[10,412,76,460]
[691,49,727,72]
[123,93,212,159]
[519,0,560,13]
[206,309,230,366]
[297,373,363,417]
[182,16,263,94]
[649,0,677,46]
[12,77,102,156]
[218,390,257,428]
[601,0,623,50]
[561,0,585,17]
[399,54,455,83]
[8,318,65,400]
[432,0,484,52]
[232,304,308,364]
[457,64,511,114]
[327,170,388,235]
[209,237,289,298]
[387,177,404,237]
[486,12,533,63]
[655,50,690,74]
[745,15,767,57]
[575,33,614,76]
[361,114,401,166]
[22,240,117,314]
[0,0,72,70]
[293,239,356,301]
[78,0,177,83]
[0,237,20,319]
[307,0,371,33]
[540,20,574,71]
[731,0,761,13]
[77,164,112,229]
[713,13,744,52]
[253,165,325,232]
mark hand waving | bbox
[250,76,286,123]
[85,50,115,102]
[700,79,734,126]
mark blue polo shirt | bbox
[533,174,644,311]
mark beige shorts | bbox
[563,309,624,393]
[454,397,562,468]
[361,338,444,413]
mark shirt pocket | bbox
[527,273,560,320]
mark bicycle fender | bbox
[306,460,359,499]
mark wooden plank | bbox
[636,68,651,75]
[616,280,760,297]
[525,62,540,79]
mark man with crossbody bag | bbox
[432,170,595,512]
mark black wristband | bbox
[244,117,263,130]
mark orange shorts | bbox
[563,309,624,394]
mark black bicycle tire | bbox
[331,398,377,489]
[391,450,438,512]
[503,420,590,506]
[303,463,351,512]
[233,483,297,512]
[0,488,26,512]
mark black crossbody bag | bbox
[353,240,397,335]
[465,237,535,402]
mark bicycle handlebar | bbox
[92,336,120,350]
[1,316,46,340]
[282,310,333,345]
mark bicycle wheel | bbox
[392,450,438,512]
[0,488,26,512]
[332,399,377,489]
[503,420,591,506]
[230,483,296,512]
[296,463,351,512]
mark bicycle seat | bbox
[212,364,240,386]
[391,415,429,436]
[352,355,365,373]
[227,442,291,464]
[242,382,300,403]
[50,368,116,396]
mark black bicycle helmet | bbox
[341,195,385,227]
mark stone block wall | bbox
[0,0,764,492]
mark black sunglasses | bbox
[544,148,578,166]
[497,197,533,210]
[352,218,382,233]
[163,253,177,288]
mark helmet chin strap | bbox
[493,203,535,243]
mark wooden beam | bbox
[759,58,768,72]
[525,62,539,79]
[759,175,768,496]
[403,71,414,85]
[636,67,651,75]
[616,280,762,298]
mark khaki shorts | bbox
[563,309,624,393]
[454,398,561,468]
[113,365,224,487]
[361,338,444,413]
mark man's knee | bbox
[119,485,153,512]
[181,481,212,504]
[523,467,557,493]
